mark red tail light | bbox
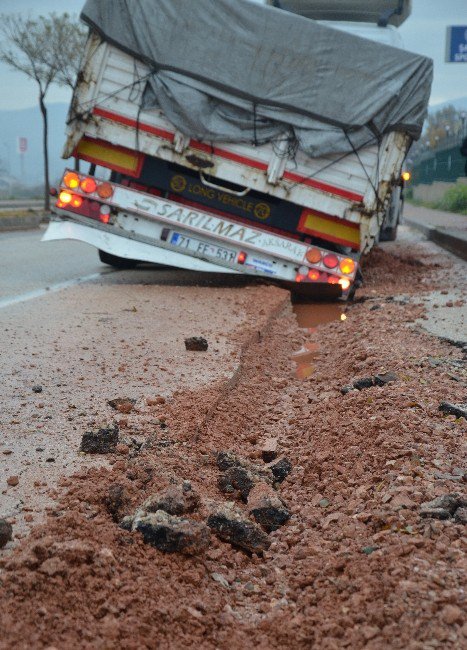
[323,254,339,269]
[237,251,247,264]
[80,177,97,193]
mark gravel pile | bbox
[0,241,465,648]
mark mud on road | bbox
[0,231,466,649]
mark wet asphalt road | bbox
[0,226,258,309]
[0,227,105,304]
[0,223,465,343]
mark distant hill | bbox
[429,96,467,114]
[0,103,69,186]
[1,96,466,188]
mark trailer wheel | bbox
[98,250,138,269]
[379,224,398,241]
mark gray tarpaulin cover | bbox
[81,0,433,156]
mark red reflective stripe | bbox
[93,107,175,142]
[189,140,268,172]
[92,107,364,203]
[283,171,363,203]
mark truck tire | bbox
[98,249,138,269]
[379,190,403,242]
[379,224,398,241]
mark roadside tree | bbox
[0,14,86,211]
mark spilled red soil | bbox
[0,243,466,649]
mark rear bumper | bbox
[42,219,237,273]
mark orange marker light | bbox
[71,195,83,208]
[97,182,113,199]
[327,275,339,285]
[339,258,355,275]
[308,269,320,281]
[80,177,97,193]
[58,190,72,204]
[63,172,80,189]
[401,171,411,182]
[305,247,321,264]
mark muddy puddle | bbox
[292,302,346,379]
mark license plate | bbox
[170,232,237,263]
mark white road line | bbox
[0,272,111,310]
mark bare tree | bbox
[43,13,87,91]
[0,13,86,211]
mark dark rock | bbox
[216,452,274,491]
[370,305,381,311]
[439,402,467,419]
[218,466,256,502]
[185,337,208,352]
[420,494,460,519]
[143,482,200,515]
[353,377,375,390]
[454,507,467,524]
[217,451,239,471]
[0,519,13,548]
[108,397,136,414]
[434,472,463,482]
[80,424,119,454]
[105,483,130,522]
[422,494,460,514]
[32,385,43,393]
[341,385,356,395]
[374,371,399,386]
[135,511,210,554]
[261,438,278,463]
[248,484,290,532]
[207,505,270,554]
[269,457,292,483]
[420,507,451,520]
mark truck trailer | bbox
[44,0,432,297]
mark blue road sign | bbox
[446,26,467,62]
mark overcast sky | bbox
[0,0,466,110]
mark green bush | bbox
[435,184,467,215]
